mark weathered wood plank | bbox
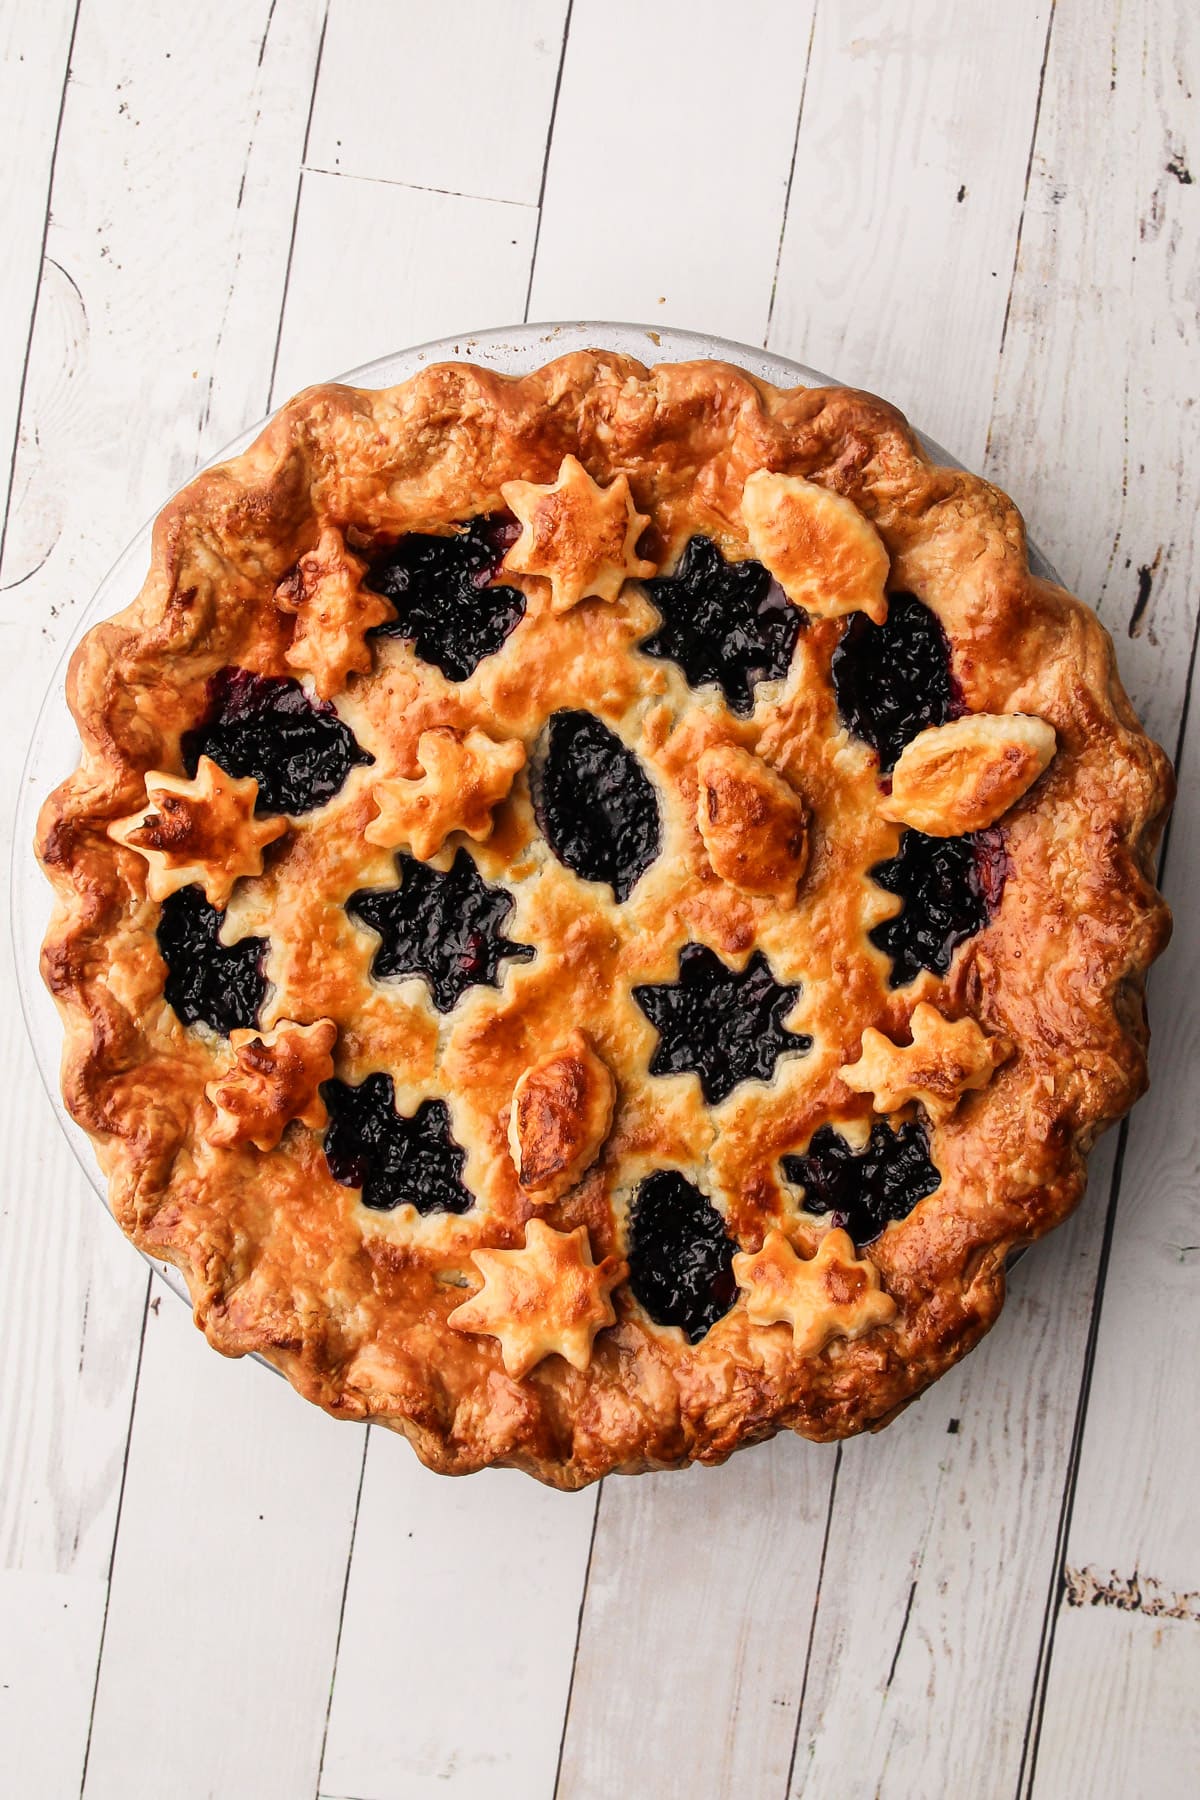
[527,0,820,343]
[306,0,569,205]
[769,0,1053,469]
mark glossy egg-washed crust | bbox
[37,353,1173,1489]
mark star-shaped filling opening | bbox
[109,756,286,908]
[365,515,526,681]
[741,471,890,624]
[182,668,373,816]
[839,1002,1009,1125]
[634,942,811,1105]
[869,827,1006,987]
[275,526,396,700]
[695,742,810,900]
[156,885,268,1037]
[348,848,534,1013]
[205,1018,337,1150]
[322,1074,473,1214]
[626,1169,738,1342]
[641,536,803,716]
[500,453,655,612]
[880,712,1057,836]
[365,727,525,861]
[832,592,961,771]
[733,1227,896,1354]
[782,1119,941,1250]
[507,1031,616,1201]
[532,709,661,902]
[447,1219,627,1378]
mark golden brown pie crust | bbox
[37,352,1173,1488]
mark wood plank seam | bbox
[267,0,330,409]
[302,166,538,209]
[1017,589,1200,1800]
[522,0,575,322]
[784,1445,843,1797]
[550,1482,604,1800]
[0,0,82,569]
[76,1272,152,1798]
[762,1,818,349]
[988,0,1059,406]
[314,1429,372,1800]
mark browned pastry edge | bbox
[36,352,1174,1488]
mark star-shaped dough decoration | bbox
[108,756,286,909]
[839,1001,1009,1124]
[741,470,889,624]
[364,727,525,860]
[500,453,656,612]
[733,1227,896,1355]
[508,1031,616,1202]
[275,525,395,700]
[205,1017,337,1151]
[447,1219,628,1379]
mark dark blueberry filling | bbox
[782,1119,941,1250]
[156,885,267,1036]
[348,847,534,1013]
[634,942,812,1105]
[182,668,372,816]
[641,535,802,717]
[626,1169,738,1341]
[322,1074,473,1214]
[532,709,661,902]
[831,592,962,771]
[870,827,1005,987]
[365,514,526,681]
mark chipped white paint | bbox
[1,1,1196,1796]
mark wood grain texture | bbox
[527,0,820,343]
[769,0,1054,467]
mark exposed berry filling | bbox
[634,942,811,1105]
[532,709,661,902]
[870,827,1005,987]
[782,1119,941,1249]
[831,592,962,771]
[365,514,526,681]
[641,535,802,717]
[627,1169,738,1341]
[182,668,372,816]
[156,884,267,1035]
[348,847,534,1013]
[322,1073,473,1214]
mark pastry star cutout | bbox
[275,526,395,700]
[500,454,656,612]
[108,756,286,908]
[365,727,525,860]
[839,1002,1008,1124]
[733,1227,896,1354]
[205,1017,337,1151]
[447,1220,627,1379]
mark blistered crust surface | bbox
[38,352,1172,1488]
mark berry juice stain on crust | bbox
[782,1119,941,1250]
[832,592,962,771]
[322,1074,473,1214]
[634,943,812,1105]
[532,709,661,902]
[365,515,526,682]
[627,1169,738,1342]
[156,885,267,1036]
[641,535,803,717]
[348,847,534,1013]
[870,826,1005,987]
[183,668,372,816]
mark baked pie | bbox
[37,352,1173,1488]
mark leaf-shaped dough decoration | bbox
[532,709,661,902]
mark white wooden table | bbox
[2,4,1197,1796]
